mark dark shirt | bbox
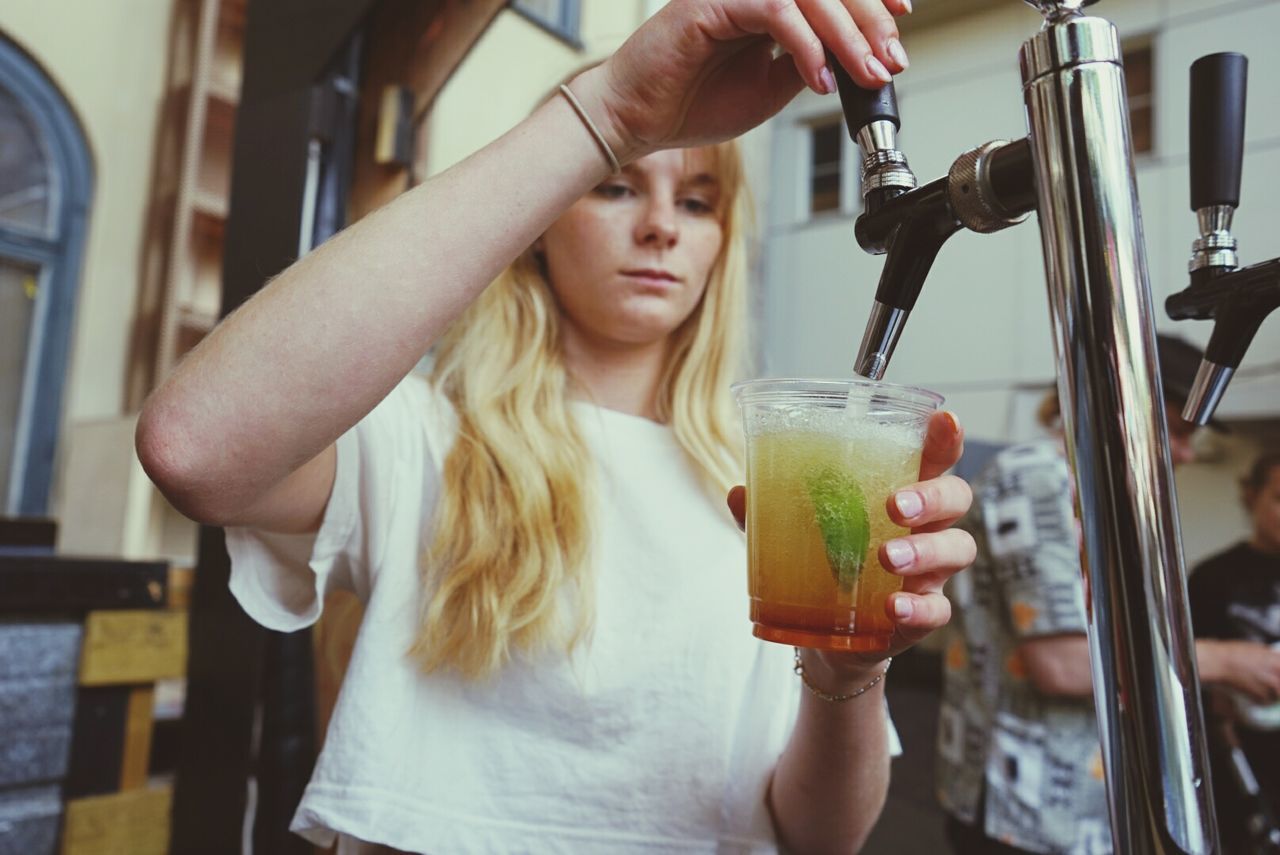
[1190,542,1280,647]
[1188,542,1280,830]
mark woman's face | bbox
[1246,465,1280,553]
[539,148,726,350]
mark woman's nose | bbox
[635,198,678,248]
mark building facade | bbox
[4,0,1274,562]
[753,0,1280,562]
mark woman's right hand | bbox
[573,0,911,161]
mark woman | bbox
[137,1,975,851]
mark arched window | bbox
[0,36,93,516]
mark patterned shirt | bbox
[935,441,1112,854]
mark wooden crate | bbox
[61,785,172,855]
[79,610,188,686]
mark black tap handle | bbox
[1189,52,1248,210]
[828,53,900,137]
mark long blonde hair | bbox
[409,141,753,679]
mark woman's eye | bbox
[679,197,714,215]
[595,183,633,199]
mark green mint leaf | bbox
[806,466,871,589]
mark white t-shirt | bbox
[226,375,899,854]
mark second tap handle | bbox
[1190,52,1248,210]
[829,54,900,136]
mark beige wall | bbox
[3,1,174,424]
[3,0,175,527]
[425,1,649,177]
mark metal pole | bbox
[1019,9,1219,852]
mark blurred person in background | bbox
[1191,451,1280,854]
[935,335,1280,855]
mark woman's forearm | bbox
[138,76,618,519]
[770,654,892,854]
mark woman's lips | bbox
[621,269,681,289]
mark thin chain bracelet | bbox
[793,648,892,703]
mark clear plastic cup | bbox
[734,378,943,652]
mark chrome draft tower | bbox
[824,0,1280,848]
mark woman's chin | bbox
[616,318,688,346]
[596,311,689,347]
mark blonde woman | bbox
[138,0,976,851]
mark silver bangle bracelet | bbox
[793,648,892,703]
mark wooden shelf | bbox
[150,0,244,386]
[195,108,233,206]
[177,307,217,335]
[218,0,247,33]
[211,0,245,100]
[192,190,228,223]
[207,78,239,109]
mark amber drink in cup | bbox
[734,378,942,652]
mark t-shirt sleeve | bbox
[981,447,1088,640]
[224,377,436,632]
[887,700,903,757]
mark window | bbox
[1124,39,1154,155]
[512,0,580,44]
[0,37,93,515]
[808,116,845,216]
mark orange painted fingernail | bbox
[944,411,961,434]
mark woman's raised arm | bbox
[136,0,910,532]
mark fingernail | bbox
[944,411,961,434]
[885,539,915,569]
[886,38,909,71]
[894,597,914,619]
[902,0,913,13]
[866,54,893,84]
[819,66,837,95]
[895,490,924,519]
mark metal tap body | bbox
[839,5,1221,852]
[1165,52,1280,427]
[1020,14,1217,853]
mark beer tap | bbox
[829,66,1036,379]
[1165,53,1280,424]
[831,1,1223,851]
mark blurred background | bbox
[1,0,1277,852]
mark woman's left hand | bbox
[726,410,976,681]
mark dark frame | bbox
[511,0,582,48]
[171,3,376,852]
[0,35,94,517]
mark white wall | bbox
[754,0,1280,558]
